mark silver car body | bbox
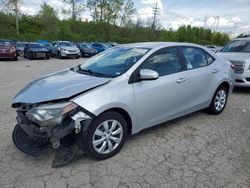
[51,41,80,57]
[14,42,235,135]
[218,37,250,87]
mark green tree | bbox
[38,3,59,40]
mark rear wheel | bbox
[87,111,127,160]
[207,85,228,114]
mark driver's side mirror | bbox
[139,69,159,81]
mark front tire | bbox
[207,85,228,114]
[87,111,127,160]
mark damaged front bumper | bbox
[12,104,94,157]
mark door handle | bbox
[176,78,187,83]
[212,69,219,73]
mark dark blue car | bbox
[24,43,51,60]
[91,42,112,53]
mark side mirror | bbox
[139,69,159,81]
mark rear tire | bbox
[86,111,127,160]
[206,85,228,114]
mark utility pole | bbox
[213,16,219,32]
[215,16,220,32]
[233,18,238,38]
[203,16,208,29]
[152,2,160,31]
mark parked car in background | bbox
[0,39,18,61]
[24,43,51,60]
[12,42,235,161]
[37,40,53,54]
[218,36,250,87]
[91,42,112,53]
[51,41,80,59]
[16,42,28,56]
[108,42,119,47]
[76,42,97,57]
[206,45,220,52]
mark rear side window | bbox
[182,47,215,70]
[140,48,181,77]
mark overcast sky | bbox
[18,0,250,36]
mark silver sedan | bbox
[12,42,235,161]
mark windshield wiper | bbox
[76,66,104,77]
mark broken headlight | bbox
[26,102,78,126]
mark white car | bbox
[51,41,81,59]
[218,36,250,87]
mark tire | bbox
[86,111,127,160]
[76,56,80,59]
[206,85,228,114]
[28,52,33,60]
[13,56,18,61]
[58,51,62,59]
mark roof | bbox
[120,42,204,49]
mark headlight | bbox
[59,48,66,52]
[26,102,78,126]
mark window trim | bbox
[178,46,216,71]
[129,47,185,84]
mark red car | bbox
[0,40,18,61]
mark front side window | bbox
[79,47,149,78]
[182,47,214,70]
[221,40,250,53]
[140,48,181,77]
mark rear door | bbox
[132,47,188,130]
[179,46,219,111]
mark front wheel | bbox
[207,85,228,114]
[87,111,127,160]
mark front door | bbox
[132,47,188,130]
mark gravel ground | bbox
[0,57,249,188]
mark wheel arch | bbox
[99,107,133,135]
[219,81,230,93]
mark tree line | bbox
[0,0,230,46]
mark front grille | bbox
[230,60,245,74]
[35,52,46,58]
[67,50,77,53]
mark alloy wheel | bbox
[215,89,227,112]
[92,120,123,155]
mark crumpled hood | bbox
[218,52,250,62]
[13,69,111,104]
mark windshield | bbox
[17,42,26,47]
[29,43,44,48]
[221,40,250,53]
[58,42,73,47]
[0,41,11,46]
[79,47,149,78]
[80,43,91,48]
